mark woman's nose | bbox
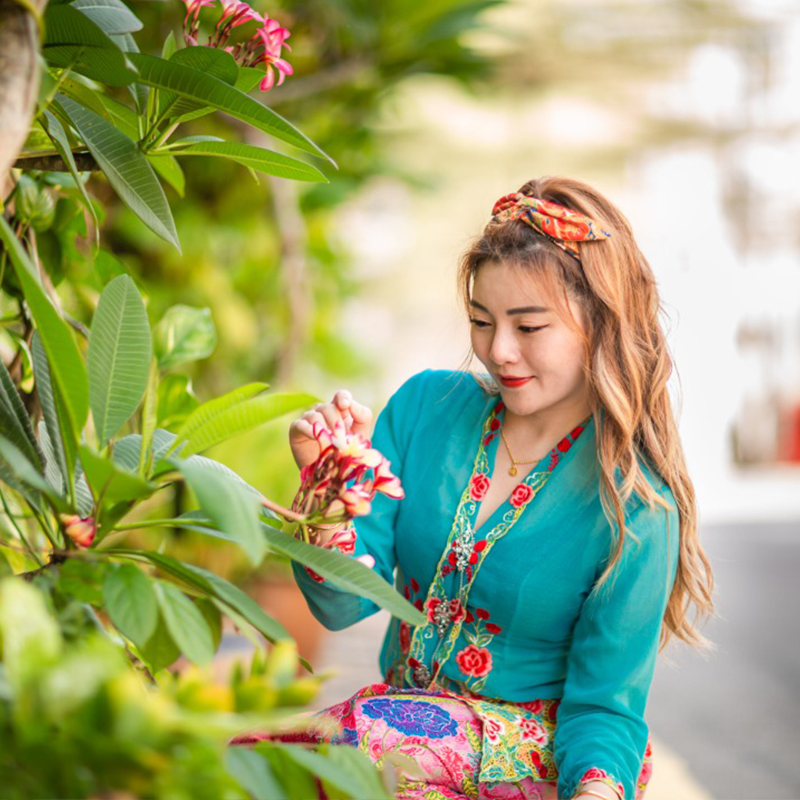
[489,326,518,365]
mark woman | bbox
[282,176,716,800]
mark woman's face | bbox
[469,259,591,421]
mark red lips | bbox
[498,375,532,388]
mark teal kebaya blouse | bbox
[292,369,680,800]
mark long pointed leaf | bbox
[71,0,143,35]
[168,383,268,455]
[181,392,317,457]
[103,563,158,647]
[169,455,264,566]
[111,549,289,643]
[41,111,100,236]
[0,359,43,472]
[88,274,152,443]
[57,96,180,250]
[31,334,67,495]
[264,527,426,627]
[127,53,336,167]
[155,581,214,666]
[168,141,328,183]
[0,216,89,444]
[42,4,138,86]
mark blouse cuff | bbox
[571,768,625,800]
[299,521,374,583]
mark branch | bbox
[13,152,99,172]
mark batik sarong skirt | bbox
[232,682,653,800]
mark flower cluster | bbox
[291,420,404,526]
[59,514,96,548]
[179,0,292,91]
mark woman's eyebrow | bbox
[470,300,550,315]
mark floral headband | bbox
[491,192,611,261]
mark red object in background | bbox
[777,401,800,463]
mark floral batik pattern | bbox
[405,400,588,694]
[231,683,653,800]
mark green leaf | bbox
[226,748,286,800]
[138,359,158,476]
[37,420,64,496]
[71,0,143,35]
[95,92,139,139]
[258,744,391,800]
[155,580,215,666]
[42,4,138,86]
[78,444,156,504]
[181,392,317,457]
[127,53,336,166]
[235,66,264,93]
[157,47,239,123]
[169,455,264,566]
[58,75,113,120]
[88,274,152,444]
[111,550,289,643]
[148,154,185,197]
[57,95,180,250]
[153,304,216,370]
[196,596,222,651]
[41,110,100,237]
[58,558,107,605]
[0,435,55,508]
[103,563,158,647]
[0,357,43,473]
[156,374,198,429]
[169,141,328,183]
[265,527,426,627]
[161,30,177,60]
[168,382,267,455]
[138,612,180,672]
[31,334,66,494]
[0,216,89,446]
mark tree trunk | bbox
[0,0,46,197]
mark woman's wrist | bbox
[573,782,623,800]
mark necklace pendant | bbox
[509,465,518,476]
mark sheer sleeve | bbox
[291,370,430,631]
[554,488,680,800]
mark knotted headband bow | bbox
[491,192,611,261]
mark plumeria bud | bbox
[355,554,376,569]
[59,514,96,548]
[219,0,264,26]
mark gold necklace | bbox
[500,426,546,477]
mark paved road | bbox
[646,519,800,800]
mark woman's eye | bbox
[468,318,491,328]
[519,325,547,334]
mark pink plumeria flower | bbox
[372,459,404,499]
[219,0,264,26]
[253,17,293,91]
[59,514,96,549]
[339,486,372,517]
[180,0,214,15]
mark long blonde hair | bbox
[457,176,716,654]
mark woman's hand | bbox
[288,390,374,470]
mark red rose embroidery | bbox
[570,424,584,439]
[517,699,544,714]
[557,439,571,453]
[509,483,534,508]
[304,566,326,583]
[469,473,490,501]
[494,400,504,413]
[410,577,420,593]
[404,586,411,600]
[425,597,443,624]
[490,418,500,431]
[475,608,490,620]
[448,598,466,624]
[456,644,493,677]
[413,598,424,611]
[486,622,502,634]
[581,768,611,782]
[399,621,411,653]
[465,610,475,623]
